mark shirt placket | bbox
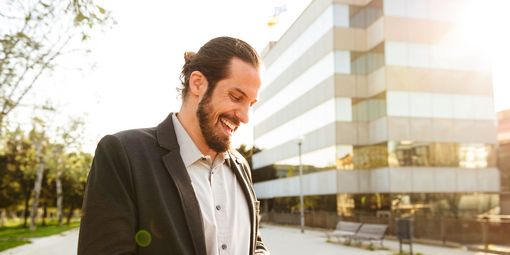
[210,161,230,254]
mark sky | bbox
[14,0,510,153]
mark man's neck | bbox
[176,110,218,160]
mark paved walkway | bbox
[260,224,500,255]
[0,228,78,255]
[0,224,502,255]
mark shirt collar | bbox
[172,113,229,168]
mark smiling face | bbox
[197,57,260,153]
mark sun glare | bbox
[457,0,510,62]
[457,0,510,111]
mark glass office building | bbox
[253,0,500,219]
[498,110,510,214]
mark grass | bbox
[0,219,80,252]
[0,240,31,251]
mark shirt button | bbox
[216,205,221,211]
[221,244,227,250]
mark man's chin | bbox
[205,136,231,153]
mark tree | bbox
[0,0,113,134]
[0,127,38,227]
[28,117,49,230]
[45,117,85,225]
[60,151,91,224]
[0,151,21,227]
[0,118,91,228]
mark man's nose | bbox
[235,105,251,124]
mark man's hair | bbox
[178,36,260,100]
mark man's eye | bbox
[231,95,241,102]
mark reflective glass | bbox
[334,193,498,218]
[268,195,337,213]
[353,143,389,169]
[388,141,497,168]
[349,0,383,28]
[352,92,387,122]
[351,42,385,75]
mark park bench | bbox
[352,223,388,247]
[326,221,362,242]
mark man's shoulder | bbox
[113,126,158,141]
[229,149,249,167]
[229,149,243,159]
[97,127,159,150]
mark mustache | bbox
[219,113,240,127]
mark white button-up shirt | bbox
[172,114,250,255]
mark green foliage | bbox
[235,144,261,169]
[0,0,114,132]
[0,221,79,239]
[0,240,31,252]
[0,127,38,209]
[0,220,80,251]
[0,121,92,224]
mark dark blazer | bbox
[78,113,269,255]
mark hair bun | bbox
[184,51,196,64]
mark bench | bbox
[326,221,362,242]
[352,223,388,247]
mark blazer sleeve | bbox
[78,135,137,255]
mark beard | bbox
[197,93,239,153]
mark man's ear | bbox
[189,71,208,98]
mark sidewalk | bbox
[0,224,502,255]
[0,228,78,255]
[260,223,500,255]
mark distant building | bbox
[253,0,499,220]
[498,110,510,214]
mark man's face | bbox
[197,58,261,153]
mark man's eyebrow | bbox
[231,88,247,97]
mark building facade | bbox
[498,110,510,214]
[253,0,499,220]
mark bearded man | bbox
[78,37,270,255]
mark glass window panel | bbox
[351,42,385,75]
[333,4,349,27]
[275,146,337,170]
[407,43,431,68]
[348,0,383,28]
[388,141,497,168]
[262,6,334,88]
[336,145,354,170]
[255,99,336,150]
[383,0,406,17]
[452,94,474,119]
[387,91,410,116]
[431,93,453,118]
[353,143,389,169]
[385,41,407,66]
[409,92,432,118]
[352,92,387,122]
[255,52,335,126]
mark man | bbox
[78,37,270,255]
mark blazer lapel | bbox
[157,113,206,255]
[228,152,258,254]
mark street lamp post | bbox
[298,137,305,233]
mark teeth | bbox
[221,118,236,130]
